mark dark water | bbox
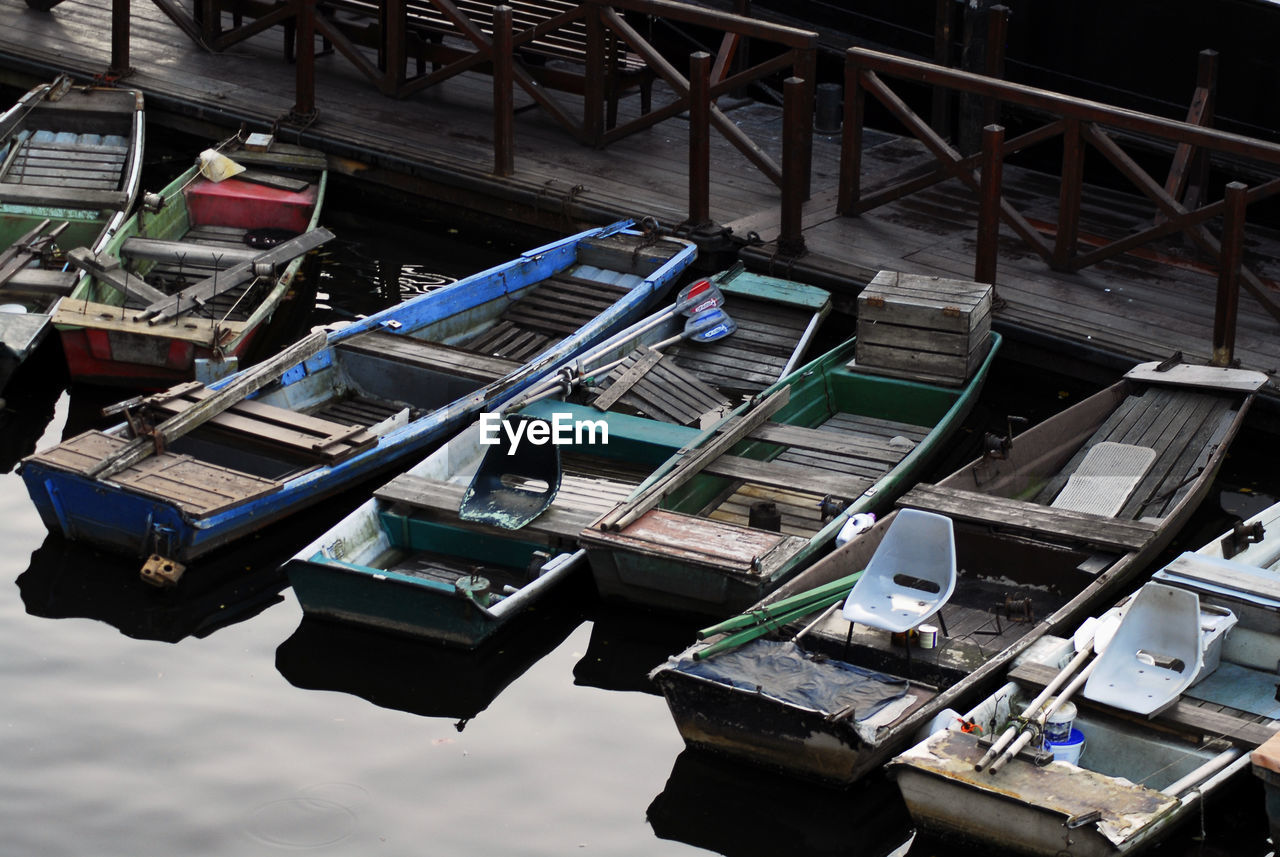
[3,147,1279,857]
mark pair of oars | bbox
[976,611,1120,775]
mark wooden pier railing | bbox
[836,46,1280,366]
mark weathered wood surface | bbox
[898,484,1161,552]
[339,330,522,381]
[4,2,1280,389]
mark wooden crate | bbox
[852,271,993,386]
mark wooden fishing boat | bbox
[649,360,1267,786]
[284,266,835,647]
[580,272,1001,616]
[0,76,144,392]
[19,220,696,578]
[52,133,329,388]
[889,499,1280,857]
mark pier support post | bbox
[778,76,807,256]
[837,54,864,216]
[292,0,316,117]
[493,5,515,177]
[1053,119,1084,270]
[688,51,712,227]
[1212,181,1247,366]
[109,0,131,78]
[975,123,1004,285]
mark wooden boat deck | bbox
[899,380,1243,552]
[701,412,931,536]
[126,224,271,322]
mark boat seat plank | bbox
[120,237,263,267]
[702,453,874,501]
[1010,660,1280,747]
[24,431,280,515]
[375,473,600,541]
[0,183,130,209]
[1122,396,1237,520]
[148,388,380,462]
[340,330,522,382]
[749,421,918,465]
[897,484,1160,552]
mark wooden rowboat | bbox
[0,76,144,392]
[650,361,1267,786]
[283,266,835,647]
[20,220,695,577]
[579,273,1001,617]
[890,499,1280,856]
[53,134,329,388]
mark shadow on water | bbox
[0,341,65,473]
[573,601,707,695]
[275,574,593,727]
[648,750,915,857]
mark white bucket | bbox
[1046,727,1086,765]
[1044,699,1076,743]
[917,624,938,649]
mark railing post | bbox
[837,53,864,216]
[779,76,807,256]
[793,49,816,199]
[975,124,1004,285]
[688,51,712,227]
[584,6,605,145]
[983,5,1009,129]
[110,0,131,78]
[493,5,515,177]
[293,0,316,117]
[1053,118,1084,270]
[931,0,955,137]
[1212,181,1247,366]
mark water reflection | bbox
[648,750,914,857]
[573,602,706,694]
[277,576,591,726]
[17,533,289,643]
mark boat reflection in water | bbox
[16,534,289,643]
[572,602,706,695]
[276,574,592,727]
[647,749,915,857]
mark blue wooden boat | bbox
[283,267,835,647]
[19,220,696,580]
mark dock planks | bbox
[4,2,1280,391]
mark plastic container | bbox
[917,624,938,649]
[1046,727,1086,765]
[1191,603,1238,685]
[1044,699,1076,744]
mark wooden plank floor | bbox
[2,1,1280,396]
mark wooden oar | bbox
[974,616,1098,772]
[89,330,327,480]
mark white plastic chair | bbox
[1083,582,1203,716]
[841,509,956,633]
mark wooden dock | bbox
[2,0,1279,399]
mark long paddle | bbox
[89,330,327,479]
[456,280,735,530]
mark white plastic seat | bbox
[841,509,956,634]
[1083,582,1203,716]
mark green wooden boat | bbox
[0,76,145,392]
[578,321,1000,616]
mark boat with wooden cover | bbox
[19,220,696,576]
[890,499,1280,857]
[649,360,1267,786]
[580,272,1001,617]
[52,133,329,388]
[284,266,835,647]
[0,76,144,392]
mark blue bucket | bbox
[1046,727,1086,765]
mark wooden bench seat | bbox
[340,330,523,383]
[897,484,1161,553]
[148,384,380,463]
